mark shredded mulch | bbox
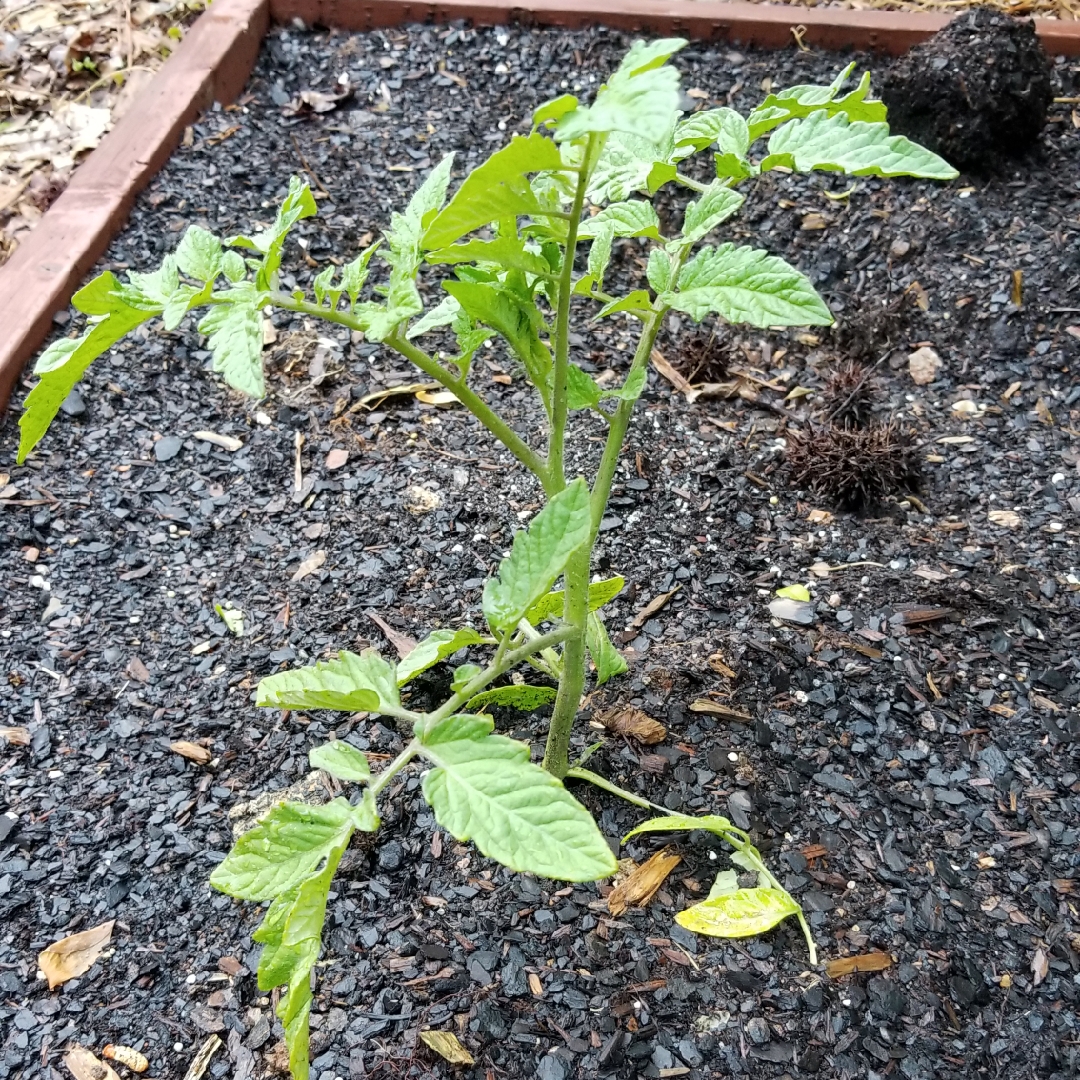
[1,20,1078,1080]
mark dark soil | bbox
[2,21,1080,1080]
[880,7,1054,173]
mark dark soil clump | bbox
[881,7,1053,173]
[787,423,921,509]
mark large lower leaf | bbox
[257,649,400,715]
[397,628,487,686]
[482,479,592,632]
[422,135,564,250]
[209,798,354,901]
[421,736,617,880]
[761,110,957,179]
[675,887,801,938]
[662,244,833,328]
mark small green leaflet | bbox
[596,290,653,320]
[465,684,559,711]
[422,135,564,250]
[622,813,736,843]
[675,108,749,157]
[775,583,811,602]
[679,184,745,245]
[341,243,380,308]
[586,611,627,685]
[708,869,740,899]
[761,111,957,180]
[443,280,552,398]
[397,627,487,685]
[257,649,400,715]
[533,93,579,129]
[579,200,663,241]
[602,366,647,402]
[587,131,672,204]
[384,153,456,281]
[675,887,801,938]
[18,277,152,463]
[308,741,371,783]
[208,798,354,901]
[226,176,317,289]
[222,250,246,283]
[524,576,625,625]
[406,293,461,340]
[420,735,618,880]
[482,478,592,631]
[451,663,484,693]
[426,236,552,278]
[662,243,834,327]
[175,225,224,282]
[122,255,179,309]
[647,248,672,293]
[417,713,495,746]
[215,602,244,636]
[197,297,265,397]
[586,223,614,293]
[567,364,602,411]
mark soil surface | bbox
[2,22,1080,1080]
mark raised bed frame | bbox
[2,0,1078,411]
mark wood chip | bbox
[825,951,893,978]
[608,849,682,915]
[169,741,211,765]
[707,652,737,680]
[181,1035,222,1080]
[595,705,666,745]
[528,972,544,997]
[192,430,243,452]
[688,699,751,721]
[325,448,349,470]
[630,586,680,629]
[102,1046,149,1072]
[126,656,151,683]
[64,1046,120,1080]
[366,610,418,660]
[0,726,30,745]
[894,606,954,625]
[1031,948,1049,986]
[39,920,115,989]
[988,509,1021,528]
[419,1030,474,1065]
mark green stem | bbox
[387,331,551,487]
[548,132,595,488]
[674,172,710,193]
[565,767,657,810]
[368,740,420,798]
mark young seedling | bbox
[16,43,955,1077]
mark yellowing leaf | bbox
[608,849,682,915]
[675,887,799,938]
[775,584,810,602]
[419,1030,475,1065]
[39,920,115,989]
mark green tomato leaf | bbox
[600,366,647,403]
[197,297,265,397]
[675,887,801,938]
[680,183,746,245]
[622,813,736,844]
[423,135,564,250]
[257,649,400,715]
[426,236,552,278]
[123,255,179,308]
[175,225,224,282]
[587,131,670,204]
[406,293,461,339]
[586,611,627,686]
[586,223,614,293]
[418,713,496,746]
[533,93,579,129]
[18,279,152,463]
[421,736,618,880]
[580,201,663,241]
[675,107,749,156]
[341,243,381,308]
[451,663,484,693]
[775,583,811,602]
[222,249,246,283]
[661,243,834,327]
[208,797,354,901]
[566,364,602,411]
[761,111,957,179]
[308,741,371,783]
[465,684,559,711]
[596,290,654,320]
[707,869,741,899]
[646,160,679,194]
[713,152,758,182]
[482,478,592,632]
[397,627,487,685]
[313,264,335,306]
[525,576,625,625]
[443,279,551,397]
[226,176,317,289]
[162,284,201,332]
[647,248,673,294]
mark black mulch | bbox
[2,21,1079,1080]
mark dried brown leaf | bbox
[688,699,751,721]
[126,656,151,683]
[419,1030,474,1066]
[366,610,418,660]
[39,920,115,989]
[608,849,682,915]
[1031,947,1049,986]
[170,741,211,765]
[291,550,327,581]
[825,951,893,978]
[325,448,349,470]
[630,586,680,629]
[650,348,694,397]
[596,706,667,745]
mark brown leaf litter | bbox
[38,919,114,989]
[0,0,202,266]
[607,849,682,915]
[595,705,667,745]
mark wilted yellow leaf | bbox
[608,849,682,915]
[39,921,115,989]
[419,1030,474,1065]
[676,888,799,938]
